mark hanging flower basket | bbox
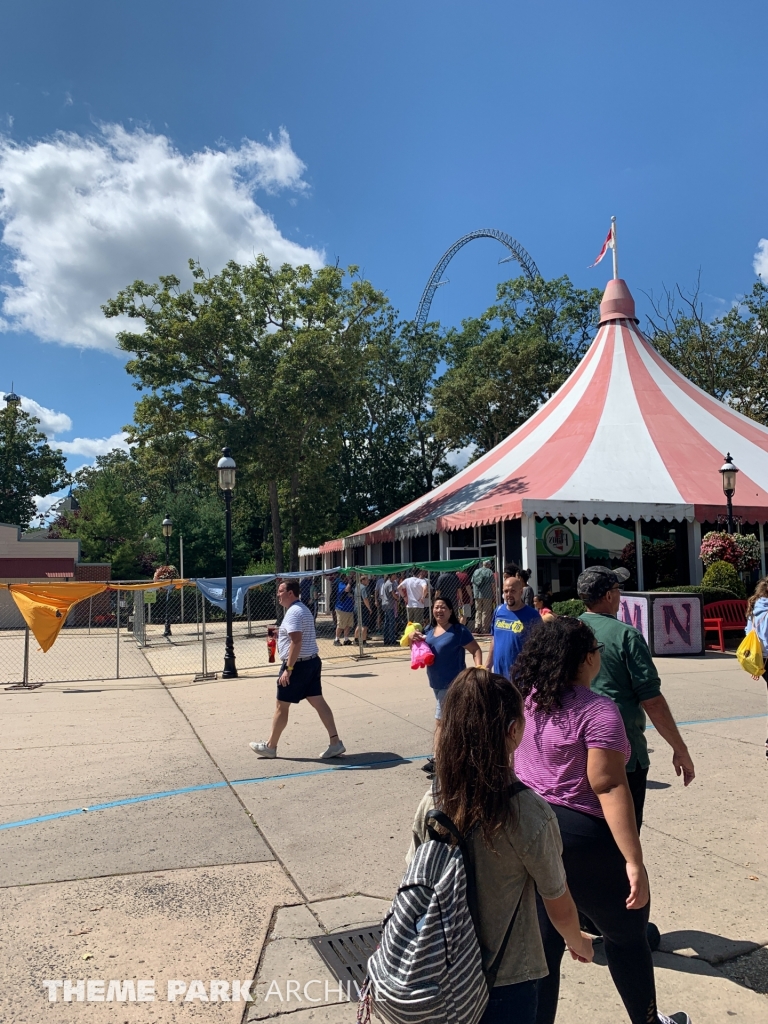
[699,532,739,568]
[153,565,179,582]
[732,534,760,572]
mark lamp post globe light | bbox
[162,515,173,636]
[217,448,238,678]
[719,453,738,535]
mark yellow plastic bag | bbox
[736,630,764,676]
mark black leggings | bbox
[536,803,656,1024]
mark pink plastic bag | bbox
[410,638,435,670]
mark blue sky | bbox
[1,1,766,505]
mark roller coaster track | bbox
[414,228,540,330]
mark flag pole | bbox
[611,215,618,280]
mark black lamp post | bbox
[719,453,739,535]
[162,515,173,636]
[217,447,238,678]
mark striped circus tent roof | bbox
[347,277,768,546]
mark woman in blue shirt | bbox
[411,595,482,775]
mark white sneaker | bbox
[320,740,346,759]
[249,741,277,758]
[660,1013,691,1024]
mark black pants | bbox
[536,803,655,1024]
[627,765,649,832]
[480,980,537,1024]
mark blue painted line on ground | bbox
[1,713,763,833]
[646,712,764,730]
[0,754,430,832]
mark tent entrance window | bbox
[536,517,583,601]
[582,518,638,589]
[640,520,689,588]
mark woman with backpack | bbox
[512,617,689,1024]
[407,667,594,1024]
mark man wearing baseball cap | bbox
[578,565,695,832]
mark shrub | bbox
[700,560,745,599]
[552,598,586,617]
[654,585,739,604]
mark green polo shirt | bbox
[579,612,662,771]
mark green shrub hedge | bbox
[551,598,586,617]
[700,560,746,599]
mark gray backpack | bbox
[359,788,525,1024]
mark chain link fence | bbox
[0,573,410,688]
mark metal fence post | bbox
[88,595,93,635]
[194,590,216,680]
[23,624,29,685]
[4,623,41,691]
[354,569,372,661]
[247,589,252,636]
[116,593,120,679]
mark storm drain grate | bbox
[310,926,383,986]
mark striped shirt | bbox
[515,686,630,818]
[278,600,319,661]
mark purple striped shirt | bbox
[515,686,630,818]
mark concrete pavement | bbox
[0,644,765,1022]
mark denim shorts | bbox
[433,687,450,720]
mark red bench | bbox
[703,599,747,652]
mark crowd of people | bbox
[249,559,700,1024]
[326,561,541,649]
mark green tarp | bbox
[341,558,481,576]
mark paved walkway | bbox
[0,646,765,1022]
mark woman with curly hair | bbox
[512,617,689,1024]
[408,667,593,1024]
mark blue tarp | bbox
[195,575,273,615]
[194,567,342,613]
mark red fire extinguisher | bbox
[267,626,277,663]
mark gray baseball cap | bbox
[577,565,630,602]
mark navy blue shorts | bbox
[276,656,322,704]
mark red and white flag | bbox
[588,223,615,268]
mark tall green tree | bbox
[0,404,68,529]
[104,257,388,571]
[48,451,153,577]
[646,277,768,423]
[334,318,452,530]
[433,275,602,457]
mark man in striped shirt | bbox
[250,578,345,760]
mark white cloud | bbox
[0,391,72,434]
[1,390,128,461]
[446,444,476,470]
[55,432,130,458]
[0,124,323,351]
[754,239,768,279]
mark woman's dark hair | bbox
[517,568,531,584]
[435,668,524,846]
[511,616,598,712]
[432,594,458,626]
